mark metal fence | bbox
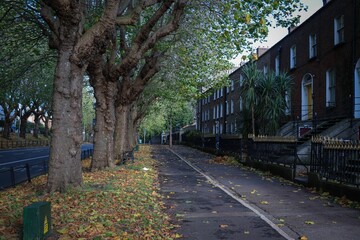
[0,148,93,190]
[248,136,297,167]
[184,133,360,186]
[0,140,50,149]
[311,137,360,187]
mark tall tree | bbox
[40,0,121,192]
[0,0,52,138]
[258,72,293,135]
[89,0,306,167]
[86,0,187,170]
[240,62,262,136]
[239,63,293,136]
[87,55,117,170]
[1,0,306,191]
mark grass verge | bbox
[0,145,177,239]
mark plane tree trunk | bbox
[19,109,32,139]
[88,57,117,170]
[40,0,120,192]
[0,103,17,139]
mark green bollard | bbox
[23,202,51,240]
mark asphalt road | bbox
[0,144,93,189]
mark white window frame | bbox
[334,15,344,45]
[309,34,317,58]
[290,45,296,69]
[239,97,243,111]
[226,101,229,115]
[275,55,280,76]
[285,91,291,116]
[263,65,268,75]
[326,69,336,107]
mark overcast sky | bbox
[231,0,323,64]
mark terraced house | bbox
[192,0,360,192]
[197,0,360,140]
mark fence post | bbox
[293,142,297,180]
[10,167,16,187]
[43,158,48,173]
[26,164,31,183]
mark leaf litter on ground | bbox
[0,146,178,240]
[207,154,360,210]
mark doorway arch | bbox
[355,59,360,118]
[301,73,314,120]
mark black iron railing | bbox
[0,148,93,190]
[248,136,297,168]
[0,140,50,149]
[311,137,360,187]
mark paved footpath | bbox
[152,145,360,240]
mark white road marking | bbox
[0,156,48,167]
[168,147,296,240]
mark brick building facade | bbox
[197,0,360,136]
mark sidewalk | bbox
[155,145,360,240]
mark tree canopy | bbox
[0,0,307,191]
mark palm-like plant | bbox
[240,62,262,136]
[240,63,293,136]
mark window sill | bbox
[308,56,317,62]
[334,41,345,49]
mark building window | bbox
[231,79,234,91]
[239,74,244,87]
[226,101,229,115]
[239,97,243,111]
[290,45,296,69]
[275,55,280,76]
[220,104,223,118]
[326,69,336,107]
[309,34,317,58]
[263,65,268,75]
[285,91,291,115]
[231,100,234,114]
[334,15,344,45]
[213,107,216,119]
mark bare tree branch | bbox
[113,0,187,78]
